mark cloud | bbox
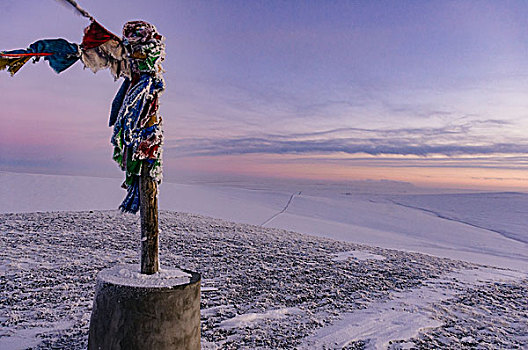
[274,156,528,170]
[470,176,528,182]
[174,138,528,157]
[167,122,527,159]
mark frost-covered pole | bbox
[55,1,165,275]
[140,164,159,274]
[107,20,165,275]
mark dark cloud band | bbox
[168,122,527,158]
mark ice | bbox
[390,192,528,244]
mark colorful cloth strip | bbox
[0,39,80,75]
[80,21,129,79]
[81,21,119,50]
[110,74,164,213]
[2,20,165,214]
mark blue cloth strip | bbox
[4,39,80,73]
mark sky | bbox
[1,0,528,190]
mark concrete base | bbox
[88,264,201,350]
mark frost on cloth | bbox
[110,76,164,213]
[122,20,166,76]
[109,20,166,213]
[119,176,140,213]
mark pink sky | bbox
[1,0,527,191]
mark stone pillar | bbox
[88,264,201,350]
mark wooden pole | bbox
[140,162,159,274]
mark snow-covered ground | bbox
[1,171,527,349]
[2,171,527,271]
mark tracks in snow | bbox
[390,199,527,245]
[261,191,301,226]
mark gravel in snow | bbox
[0,210,526,349]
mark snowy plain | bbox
[1,171,527,349]
[2,171,526,271]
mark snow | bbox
[265,192,528,272]
[333,250,386,262]
[302,267,526,349]
[1,171,527,348]
[97,264,191,288]
[1,171,526,271]
[0,321,74,350]
[0,172,124,213]
[0,171,287,224]
[219,307,303,329]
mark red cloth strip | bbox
[0,53,53,57]
[81,20,120,50]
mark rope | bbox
[55,0,95,21]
